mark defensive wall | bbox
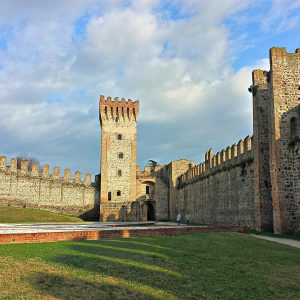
[0,47,299,234]
[176,136,255,227]
[0,155,99,220]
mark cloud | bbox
[0,0,297,176]
[261,0,300,33]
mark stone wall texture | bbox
[268,48,300,233]
[99,95,139,221]
[176,137,255,227]
[0,157,99,219]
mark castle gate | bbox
[146,201,155,221]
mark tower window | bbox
[290,117,297,139]
[117,190,121,196]
[108,192,111,201]
[115,117,119,122]
[118,152,124,159]
[118,170,122,177]
[146,185,150,195]
[117,134,122,140]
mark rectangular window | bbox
[108,192,111,201]
[146,186,150,195]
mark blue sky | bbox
[0,0,299,178]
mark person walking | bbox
[176,213,181,226]
[185,213,190,226]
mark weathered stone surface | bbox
[0,163,98,219]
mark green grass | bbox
[0,233,299,299]
[0,205,83,223]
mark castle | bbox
[0,47,299,234]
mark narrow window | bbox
[108,192,111,201]
[117,190,121,196]
[118,152,124,159]
[118,170,122,177]
[290,117,297,139]
[146,185,150,195]
[117,134,122,140]
[104,106,108,119]
[115,117,119,122]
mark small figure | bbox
[176,213,181,226]
[185,213,190,226]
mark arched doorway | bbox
[146,201,155,221]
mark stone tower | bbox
[99,95,139,221]
[253,47,300,233]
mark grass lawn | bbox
[0,233,299,299]
[0,205,83,223]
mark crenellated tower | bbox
[99,95,139,221]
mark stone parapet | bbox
[178,135,253,187]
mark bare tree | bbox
[16,155,41,172]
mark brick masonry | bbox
[0,225,250,244]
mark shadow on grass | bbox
[70,241,170,258]
[31,239,182,299]
[98,238,171,250]
[32,272,176,300]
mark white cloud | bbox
[0,0,288,175]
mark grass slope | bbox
[0,205,83,223]
[0,233,299,299]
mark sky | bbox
[0,0,300,178]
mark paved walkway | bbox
[0,222,157,234]
[252,234,300,249]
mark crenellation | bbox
[0,156,6,171]
[226,146,231,161]
[20,160,29,175]
[220,150,226,163]
[64,169,71,181]
[84,173,91,186]
[231,144,237,158]
[144,165,151,173]
[74,171,81,183]
[42,165,49,178]
[10,158,17,173]
[99,94,139,124]
[237,139,244,156]
[31,163,39,177]
[53,167,60,179]
[216,152,221,165]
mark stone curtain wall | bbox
[177,136,255,227]
[0,156,98,219]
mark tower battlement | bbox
[99,95,139,125]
